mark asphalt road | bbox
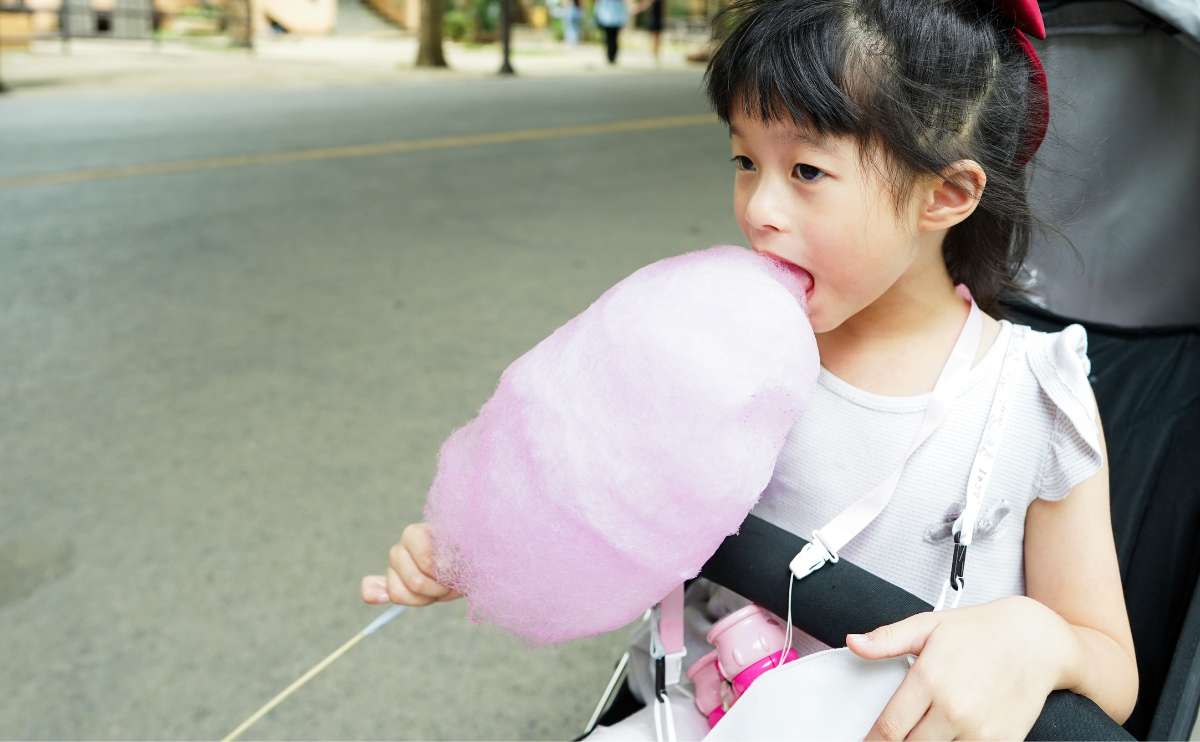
[0,71,745,738]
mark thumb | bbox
[361,575,389,604]
[846,612,939,659]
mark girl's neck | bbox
[815,262,997,397]
[820,254,964,345]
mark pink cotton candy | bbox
[423,245,820,645]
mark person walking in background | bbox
[593,0,654,64]
[560,0,583,46]
[642,0,664,64]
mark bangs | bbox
[705,0,868,138]
[704,0,919,215]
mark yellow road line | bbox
[0,113,718,190]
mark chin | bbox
[806,303,850,335]
[806,306,832,335]
[811,319,838,335]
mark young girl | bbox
[362,0,1139,736]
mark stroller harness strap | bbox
[649,294,1002,741]
[797,297,984,576]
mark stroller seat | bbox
[584,0,1200,737]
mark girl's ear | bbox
[917,160,987,233]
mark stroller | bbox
[582,0,1200,738]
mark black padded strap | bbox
[699,515,1133,741]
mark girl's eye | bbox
[793,164,825,182]
[730,155,755,172]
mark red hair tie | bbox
[997,0,1049,166]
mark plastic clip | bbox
[789,531,839,581]
[950,533,968,591]
[649,609,686,702]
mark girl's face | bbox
[729,111,926,334]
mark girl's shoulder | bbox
[1008,320,1104,502]
[1016,321,1096,432]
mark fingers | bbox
[400,523,440,580]
[386,563,437,606]
[848,612,940,660]
[391,543,451,601]
[906,706,957,741]
[359,565,438,608]
[397,524,461,601]
[361,523,463,608]
[865,664,933,740]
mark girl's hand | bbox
[360,522,462,607]
[847,595,1076,740]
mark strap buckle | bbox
[653,655,667,701]
[949,531,968,591]
[650,648,686,701]
[649,608,686,702]
[789,531,840,580]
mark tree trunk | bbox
[226,0,255,49]
[416,0,447,68]
[507,0,527,25]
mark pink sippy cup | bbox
[705,604,799,698]
[685,650,731,728]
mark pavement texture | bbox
[0,66,743,739]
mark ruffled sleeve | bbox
[1028,324,1105,501]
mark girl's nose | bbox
[744,181,789,234]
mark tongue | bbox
[791,266,814,295]
[758,253,814,308]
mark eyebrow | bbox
[729,124,836,155]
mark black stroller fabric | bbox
[1004,303,1200,739]
[592,303,1199,739]
[700,517,1132,741]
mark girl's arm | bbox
[1024,406,1139,723]
[850,395,1138,739]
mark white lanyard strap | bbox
[933,325,1027,611]
[792,297,984,578]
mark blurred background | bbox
[0,0,1197,738]
[0,0,718,86]
[0,0,740,737]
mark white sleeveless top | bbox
[625,320,1105,705]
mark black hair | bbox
[705,0,1048,315]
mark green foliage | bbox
[443,8,468,40]
[471,0,499,35]
[667,0,690,18]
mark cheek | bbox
[816,202,902,280]
[732,184,750,233]
[801,218,861,287]
[801,216,897,327]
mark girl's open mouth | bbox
[756,249,815,305]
